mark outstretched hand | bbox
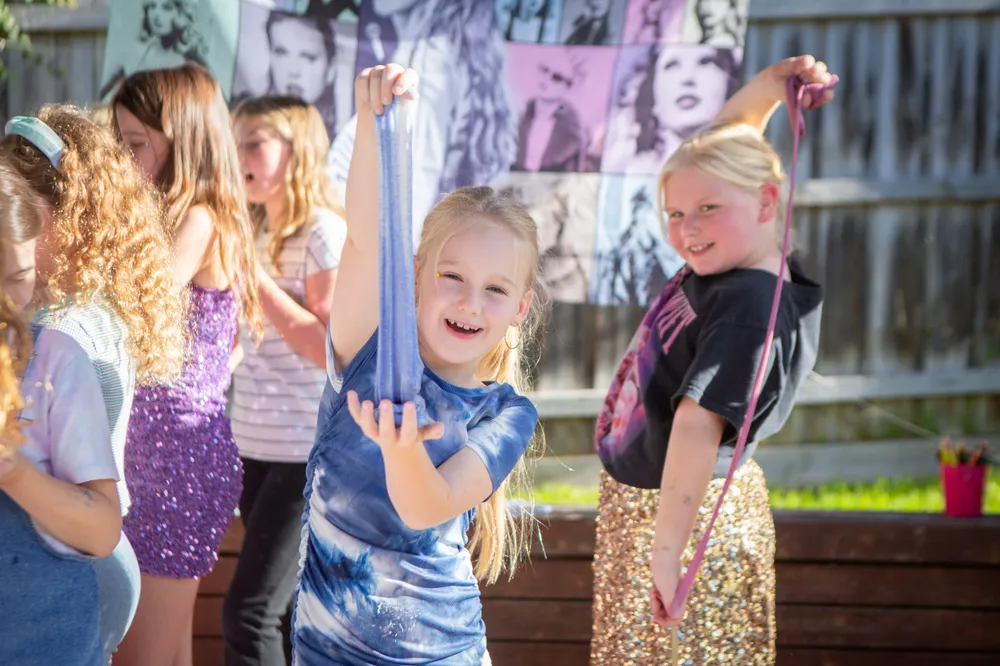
[765,55,837,109]
[346,391,445,452]
[354,63,419,117]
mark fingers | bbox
[347,391,379,440]
[418,421,446,442]
[356,64,419,116]
[368,66,387,115]
[378,399,396,441]
[381,63,418,104]
[399,401,419,444]
[775,54,815,78]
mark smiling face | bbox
[235,114,291,206]
[268,17,334,104]
[652,45,729,136]
[415,220,533,385]
[662,166,776,276]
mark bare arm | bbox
[347,395,494,531]
[172,204,218,287]
[653,397,724,560]
[713,55,837,134]
[328,65,419,372]
[0,458,122,557]
[257,267,336,369]
[383,443,493,531]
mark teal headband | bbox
[4,116,66,170]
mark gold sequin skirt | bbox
[590,460,776,666]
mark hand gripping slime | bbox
[373,95,431,427]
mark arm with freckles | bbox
[649,396,725,625]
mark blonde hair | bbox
[416,186,549,584]
[0,158,37,455]
[233,96,345,275]
[88,104,113,128]
[0,292,27,456]
[0,105,186,386]
[111,63,264,338]
[658,122,790,237]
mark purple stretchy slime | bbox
[668,74,840,619]
[373,97,430,426]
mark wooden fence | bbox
[193,510,1000,665]
[4,0,1000,453]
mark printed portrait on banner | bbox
[349,0,519,232]
[231,0,360,140]
[100,0,240,99]
[621,0,685,44]
[556,0,627,46]
[505,43,616,174]
[494,172,599,303]
[99,0,752,307]
[602,43,742,175]
[682,0,750,47]
[495,0,563,44]
[591,175,685,307]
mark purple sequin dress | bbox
[124,284,243,579]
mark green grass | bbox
[523,475,1000,513]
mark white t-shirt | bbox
[36,301,136,515]
[231,209,347,463]
[18,326,120,555]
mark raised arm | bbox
[328,65,418,371]
[713,55,837,134]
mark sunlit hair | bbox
[415,185,549,584]
[658,122,790,237]
[0,155,43,250]
[88,104,113,128]
[0,292,27,456]
[111,63,263,338]
[0,158,37,454]
[0,105,186,385]
[233,95,345,275]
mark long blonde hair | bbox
[416,186,549,584]
[0,158,36,455]
[233,95,345,275]
[0,105,186,386]
[658,122,790,236]
[111,63,264,338]
[0,292,27,456]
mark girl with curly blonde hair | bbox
[224,95,347,665]
[0,155,132,665]
[111,62,263,666]
[1,106,185,663]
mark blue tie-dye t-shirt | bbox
[293,331,538,665]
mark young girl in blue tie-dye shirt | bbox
[292,64,547,665]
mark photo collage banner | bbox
[101,0,750,307]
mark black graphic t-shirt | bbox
[595,260,823,489]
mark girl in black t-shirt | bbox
[590,55,837,666]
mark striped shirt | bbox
[36,301,136,515]
[231,209,347,463]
